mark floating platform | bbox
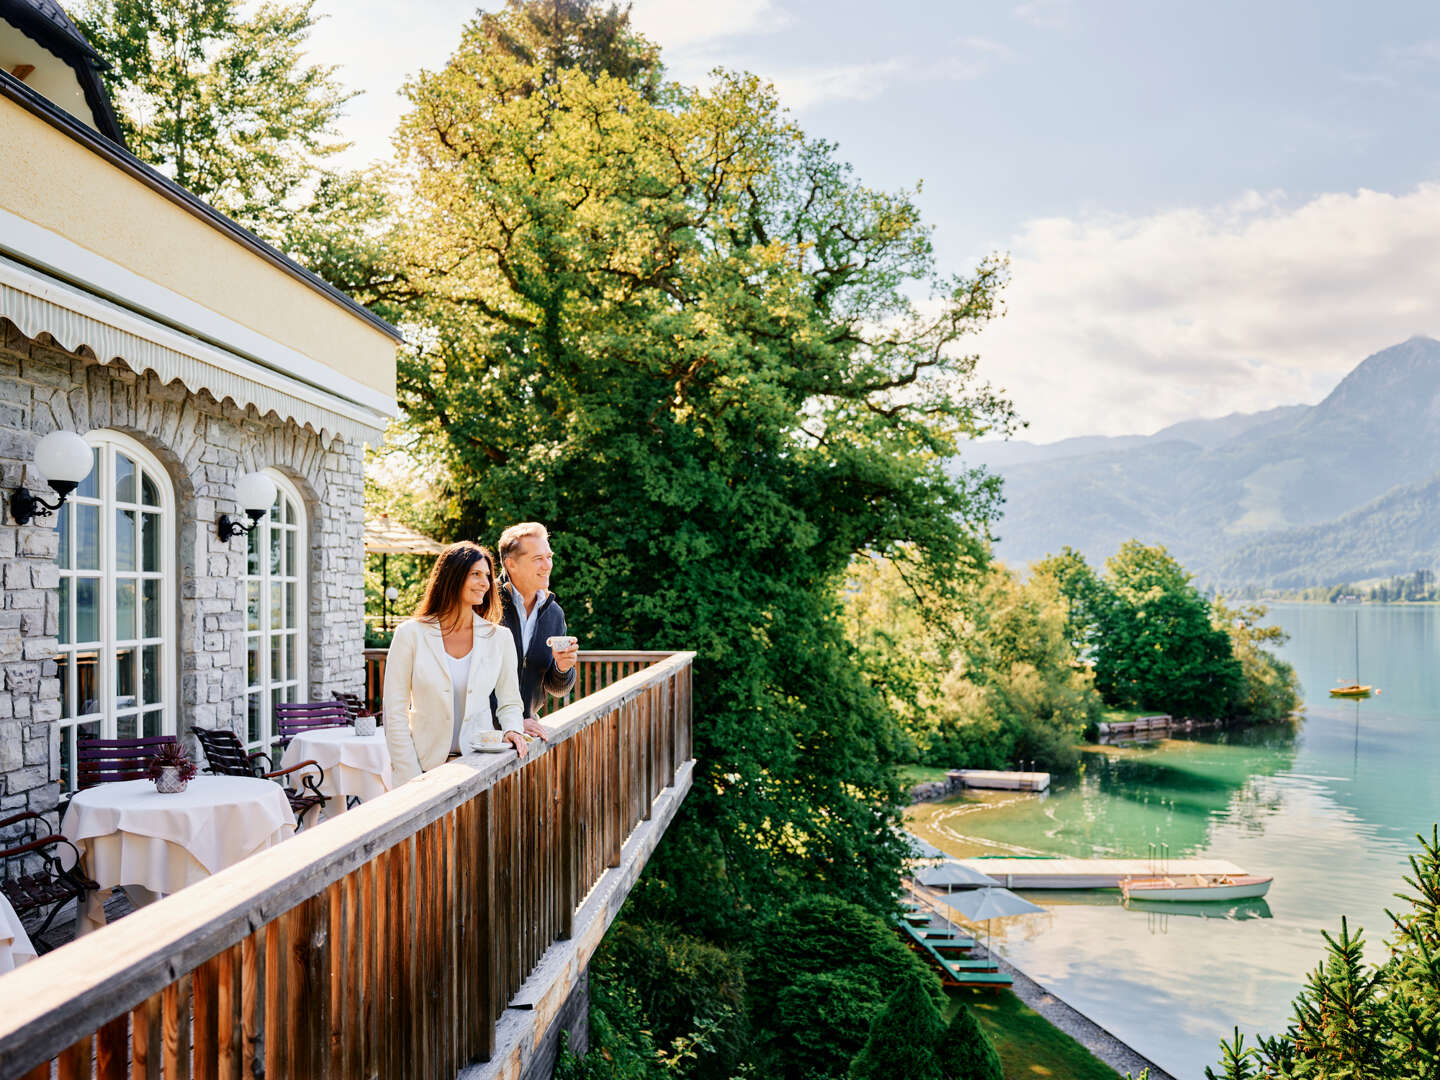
[960,857,1250,889]
[948,769,1051,791]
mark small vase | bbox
[354,714,377,737]
[155,765,187,794]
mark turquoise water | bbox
[906,603,1440,1079]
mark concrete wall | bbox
[0,318,367,819]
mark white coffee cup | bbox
[473,729,507,751]
[546,635,577,650]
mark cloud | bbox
[761,37,1013,111]
[628,0,789,49]
[1013,0,1070,30]
[973,184,1440,441]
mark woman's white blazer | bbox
[383,615,525,785]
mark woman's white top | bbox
[446,649,473,754]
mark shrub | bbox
[936,1002,1002,1080]
[849,974,945,1080]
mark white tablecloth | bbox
[0,891,36,974]
[62,776,295,933]
[279,727,391,815]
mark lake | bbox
[904,602,1440,1080]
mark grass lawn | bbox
[947,988,1122,1079]
[898,764,952,788]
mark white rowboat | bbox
[1121,874,1273,902]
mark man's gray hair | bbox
[498,522,549,566]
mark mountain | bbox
[965,337,1440,586]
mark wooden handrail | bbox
[0,651,696,1077]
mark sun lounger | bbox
[945,970,1013,990]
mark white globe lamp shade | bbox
[33,431,93,487]
[385,586,400,602]
[235,472,277,515]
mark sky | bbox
[306,0,1440,442]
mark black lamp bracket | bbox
[217,507,267,543]
[10,480,78,526]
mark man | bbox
[493,522,579,738]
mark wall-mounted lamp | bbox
[217,472,278,542]
[10,431,93,525]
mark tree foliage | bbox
[1211,601,1303,724]
[77,0,353,239]
[381,0,1014,940]
[849,974,945,1080]
[936,1002,1003,1080]
[845,552,1100,771]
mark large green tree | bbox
[384,1,1014,936]
[77,0,352,239]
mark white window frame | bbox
[55,430,176,791]
[242,470,309,752]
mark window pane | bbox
[57,502,69,568]
[281,495,292,525]
[247,581,261,632]
[143,708,163,738]
[115,646,136,706]
[270,583,282,631]
[75,650,99,715]
[271,634,281,683]
[76,579,99,643]
[285,583,297,630]
[142,644,160,705]
[76,505,99,570]
[247,527,260,576]
[58,579,70,645]
[143,579,160,639]
[286,634,298,683]
[141,471,159,507]
[248,693,262,746]
[248,635,260,687]
[115,580,136,640]
[269,525,281,575]
[115,510,136,571]
[117,714,138,740]
[284,527,296,576]
[142,512,160,572]
[114,454,135,504]
[75,448,98,499]
[57,655,69,720]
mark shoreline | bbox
[982,944,1177,1080]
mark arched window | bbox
[55,431,175,791]
[243,471,308,751]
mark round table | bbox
[61,776,295,934]
[278,727,391,816]
[0,890,36,974]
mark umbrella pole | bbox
[382,553,389,632]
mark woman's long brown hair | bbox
[413,541,501,629]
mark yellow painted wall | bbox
[0,99,396,401]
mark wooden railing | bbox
[362,648,675,716]
[0,651,695,1079]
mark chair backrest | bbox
[76,735,178,789]
[331,691,367,718]
[274,701,352,743]
[192,727,255,777]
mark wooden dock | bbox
[959,857,1250,889]
[948,769,1051,791]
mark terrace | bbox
[0,650,695,1080]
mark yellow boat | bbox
[1329,684,1373,698]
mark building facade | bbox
[0,1,400,819]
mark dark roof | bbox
[0,0,125,144]
[0,71,404,345]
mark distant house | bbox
[0,0,401,812]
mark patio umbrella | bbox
[914,861,1001,890]
[363,515,446,629]
[900,831,949,861]
[938,886,1045,955]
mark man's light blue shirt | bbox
[511,585,549,655]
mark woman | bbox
[383,541,527,785]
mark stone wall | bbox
[0,318,368,820]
